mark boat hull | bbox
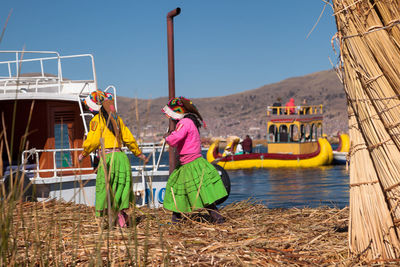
[332,151,347,165]
[207,138,333,170]
[31,171,169,208]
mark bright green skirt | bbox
[163,157,228,213]
[95,152,133,217]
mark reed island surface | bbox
[5,199,392,266]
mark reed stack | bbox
[332,0,400,260]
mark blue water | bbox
[131,149,350,209]
[223,165,349,209]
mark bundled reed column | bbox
[332,0,400,260]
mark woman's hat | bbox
[162,96,205,125]
[84,90,113,112]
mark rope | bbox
[342,20,400,40]
[384,181,400,192]
[349,180,379,187]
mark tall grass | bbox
[0,105,171,265]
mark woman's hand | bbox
[138,154,149,164]
[163,132,171,139]
[78,153,85,163]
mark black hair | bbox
[184,113,202,132]
[100,106,117,136]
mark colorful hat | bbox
[162,96,206,126]
[84,90,113,112]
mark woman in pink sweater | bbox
[162,97,228,223]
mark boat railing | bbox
[267,105,323,116]
[0,51,96,95]
[21,143,168,179]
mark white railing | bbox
[0,51,97,95]
[21,143,168,179]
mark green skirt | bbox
[95,152,133,217]
[163,157,228,213]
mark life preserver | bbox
[213,164,231,205]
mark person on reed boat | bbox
[301,99,310,115]
[235,139,244,155]
[272,97,282,114]
[242,135,253,154]
[78,90,148,228]
[162,96,228,224]
[285,98,296,114]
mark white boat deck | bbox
[0,51,96,97]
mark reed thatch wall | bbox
[332,0,400,260]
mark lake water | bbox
[140,149,350,209]
[222,165,349,209]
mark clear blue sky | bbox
[0,1,338,99]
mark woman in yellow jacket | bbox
[78,91,147,228]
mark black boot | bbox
[207,204,225,224]
[171,212,182,224]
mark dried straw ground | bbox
[6,199,386,266]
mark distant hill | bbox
[117,69,347,141]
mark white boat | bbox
[0,50,168,207]
[332,151,347,165]
[332,133,349,165]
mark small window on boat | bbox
[279,125,289,143]
[268,125,277,143]
[310,124,316,141]
[304,124,311,142]
[54,123,72,168]
[290,125,299,142]
[300,124,305,142]
[317,123,322,139]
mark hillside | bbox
[117,69,347,141]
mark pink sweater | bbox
[165,118,202,165]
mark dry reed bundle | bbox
[3,199,357,266]
[347,104,399,258]
[332,0,400,260]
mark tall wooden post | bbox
[167,7,181,173]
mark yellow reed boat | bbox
[207,104,333,170]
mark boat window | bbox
[279,125,289,143]
[310,124,316,141]
[305,124,311,142]
[289,125,299,142]
[314,123,321,140]
[318,123,323,138]
[268,125,277,143]
[300,124,305,142]
[54,123,72,168]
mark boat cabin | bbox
[0,51,103,178]
[266,104,324,154]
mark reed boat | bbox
[0,50,168,207]
[332,133,349,165]
[207,104,333,169]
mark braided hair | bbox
[100,106,117,136]
[184,113,202,132]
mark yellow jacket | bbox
[82,114,142,157]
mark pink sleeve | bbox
[166,121,188,146]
